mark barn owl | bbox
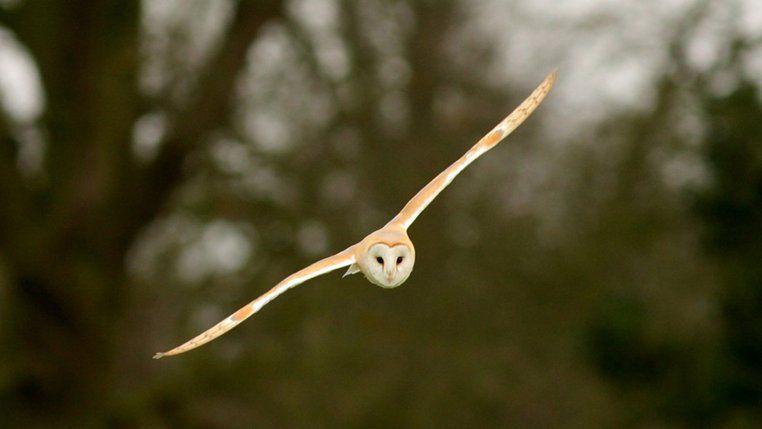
[154,70,556,359]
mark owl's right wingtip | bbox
[547,68,558,83]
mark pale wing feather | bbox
[388,70,557,229]
[154,246,356,358]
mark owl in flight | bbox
[154,71,556,358]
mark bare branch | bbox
[120,1,285,249]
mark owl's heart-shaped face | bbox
[359,243,414,288]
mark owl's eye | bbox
[396,256,403,265]
[376,256,383,265]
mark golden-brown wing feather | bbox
[388,70,557,229]
[154,246,356,358]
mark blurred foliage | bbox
[694,81,762,416]
[0,0,759,427]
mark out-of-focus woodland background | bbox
[0,0,760,427]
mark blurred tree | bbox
[581,6,762,425]
[0,1,286,426]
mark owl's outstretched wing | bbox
[388,70,556,230]
[154,246,356,358]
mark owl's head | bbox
[359,242,415,288]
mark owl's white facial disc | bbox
[361,243,414,288]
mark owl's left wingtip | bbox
[153,352,165,360]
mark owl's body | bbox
[154,71,557,359]
[350,224,415,288]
